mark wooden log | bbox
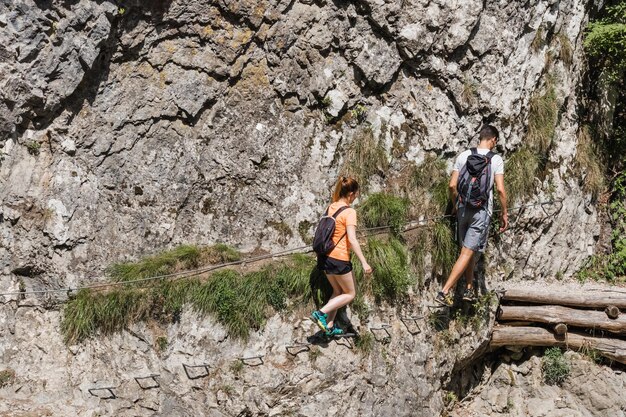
[554,323,568,335]
[501,287,626,309]
[606,305,620,320]
[491,326,626,365]
[498,305,626,335]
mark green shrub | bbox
[584,3,626,79]
[358,192,409,236]
[542,347,570,385]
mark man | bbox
[435,124,508,307]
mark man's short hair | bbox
[479,125,499,141]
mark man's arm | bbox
[449,171,459,212]
[494,173,508,232]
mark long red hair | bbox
[332,176,359,202]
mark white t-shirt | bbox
[452,148,504,216]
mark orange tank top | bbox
[326,202,357,261]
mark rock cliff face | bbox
[0,0,616,416]
[0,0,602,290]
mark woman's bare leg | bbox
[320,272,356,326]
[324,274,342,328]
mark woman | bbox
[311,176,372,336]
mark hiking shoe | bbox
[311,310,329,332]
[325,326,345,337]
[435,291,453,307]
[463,287,476,302]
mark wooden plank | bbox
[490,326,626,365]
[498,305,626,335]
[500,287,626,309]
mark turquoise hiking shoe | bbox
[311,310,329,332]
[326,326,344,337]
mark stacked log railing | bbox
[491,286,626,365]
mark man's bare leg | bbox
[442,246,475,294]
[464,253,476,290]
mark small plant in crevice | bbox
[557,33,574,67]
[308,347,322,363]
[230,360,244,376]
[26,141,41,156]
[461,78,478,107]
[542,347,570,385]
[531,27,546,52]
[0,369,16,388]
[355,331,374,354]
[156,336,168,352]
[443,391,458,408]
[349,104,368,124]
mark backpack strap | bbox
[485,151,495,160]
[471,147,477,155]
[330,205,350,245]
[331,205,349,219]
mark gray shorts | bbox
[457,206,491,253]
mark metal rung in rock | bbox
[134,374,160,390]
[285,343,310,356]
[183,364,210,380]
[88,387,116,400]
[369,324,392,343]
[240,355,264,366]
[400,316,423,335]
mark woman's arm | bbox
[346,225,372,273]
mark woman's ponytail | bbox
[332,176,359,202]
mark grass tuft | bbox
[341,127,389,188]
[107,245,201,282]
[431,220,456,277]
[542,347,570,385]
[358,192,409,236]
[557,33,574,67]
[574,126,605,201]
[201,244,241,264]
[354,236,412,302]
[355,331,374,354]
[504,147,540,205]
[527,77,558,153]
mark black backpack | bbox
[457,148,495,209]
[312,206,349,257]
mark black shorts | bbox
[317,256,353,275]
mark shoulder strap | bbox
[486,151,495,160]
[331,205,349,219]
[471,147,477,155]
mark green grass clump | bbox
[0,369,15,388]
[358,192,409,236]
[557,33,574,67]
[354,236,412,301]
[574,126,605,201]
[527,78,558,153]
[342,127,389,188]
[202,244,241,264]
[355,331,374,354]
[108,245,201,282]
[504,147,540,205]
[542,347,570,385]
[62,254,317,344]
[431,220,456,277]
